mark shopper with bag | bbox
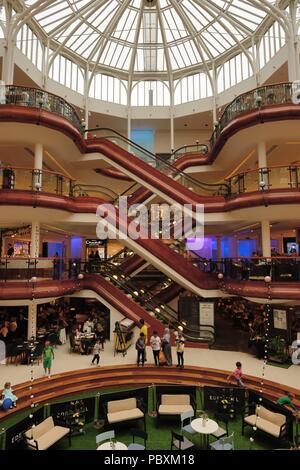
[162,327,172,366]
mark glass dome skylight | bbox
[23,0,279,77]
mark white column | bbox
[257,141,269,189]
[170,109,174,153]
[127,112,131,140]
[28,303,37,340]
[257,141,267,167]
[30,222,40,259]
[261,220,271,258]
[33,143,43,191]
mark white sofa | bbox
[24,416,71,450]
[243,405,287,439]
[107,397,145,426]
[158,394,194,416]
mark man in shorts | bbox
[43,340,54,378]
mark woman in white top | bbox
[150,331,162,366]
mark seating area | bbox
[243,405,288,440]
[0,379,299,452]
[105,397,145,428]
[157,394,195,417]
[24,416,71,450]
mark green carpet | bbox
[267,361,292,369]
[1,387,296,451]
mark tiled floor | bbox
[1,340,299,390]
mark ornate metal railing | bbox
[0,85,82,131]
[210,82,299,147]
[171,143,208,161]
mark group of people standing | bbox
[135,320,185,369]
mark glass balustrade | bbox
[86,128,228,197]
[0,166,73,196]
[228,165,300,195]
[172,144,209,162]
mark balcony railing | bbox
[210,82,299,147]
[171,144,209,162]
[0,85,83,131]
[226,164,300,196]
[0,166,74,197]
[190,256,300,282]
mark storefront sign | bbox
[273,309,287,330]
[85,239,107,247]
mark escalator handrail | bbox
[72,183,118,199]
[86,127,229,194]
[98,266,214,339]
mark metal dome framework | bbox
[0,0,299,114]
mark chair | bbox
[211,412,229,440]
[128,428,148,450]
[181,410,196,435]
[210,432,234,450]
[170,430,194,451]
[69,334,81,353]
[27,342,44,366]
[96,430,115,446]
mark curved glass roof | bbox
[23,0,279,76]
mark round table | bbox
[191,418,218,449]
[97,441,128,451]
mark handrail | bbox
[85,127,229,196]
[172,143,209,160]
[0,165,75,181]
[1,84,82,131]
[99,267,214,343]
[71,183,118,200]
[227,163,300,180]
[210,81,298,147]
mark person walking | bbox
[175,332,185,369]
[139,319,148,361]
[150,330,161,366]
[43,340,54,378]
[136,332,146,366]
[227,361,245,387]
[162,327,172,366]
[91,339,101,366]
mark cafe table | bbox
[97,441,128,450]
[190,417,218,449]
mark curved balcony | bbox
[0,165,73,197]
[210,82,299,148]
[1,365,299,420]
[0,85,82,131]
[227,164,300,196]
[171,144,209,162]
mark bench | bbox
[24,416,71,450]
[157,394,194,417]
[242,405,287,440]
[106,397,145,428]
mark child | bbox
[2,382,18,408]
[227,361,245,387]
[277,392,298,415]
[91,339,101,366]
[175,332,185,369]
[43,340,54,378]
[135,332,145,366]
